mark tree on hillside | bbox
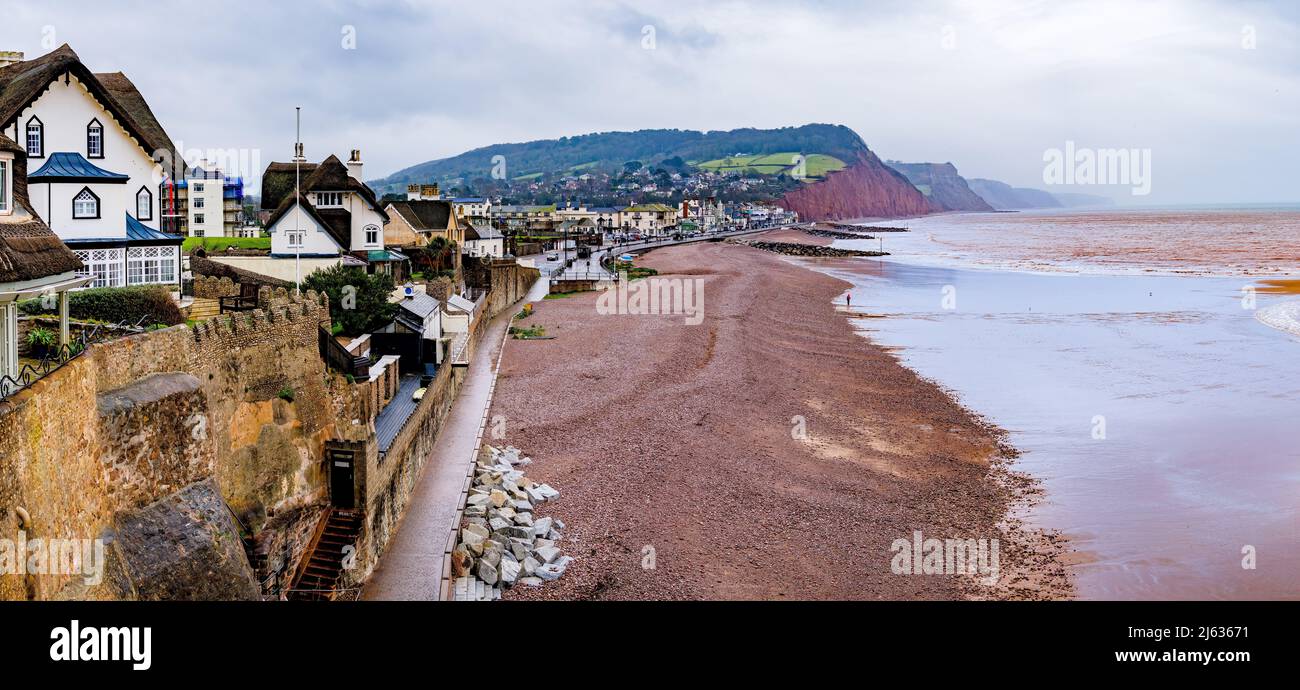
[304,264,397,336]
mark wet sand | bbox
[489,239,1072,600]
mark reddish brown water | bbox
[825,208,1300,600]
[868,207,1300,277]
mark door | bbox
[328,448,355,509]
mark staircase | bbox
[187,297,221,321]
[288,509,362,601]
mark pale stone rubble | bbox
[451,445,568,600]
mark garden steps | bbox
[188,298,221,321]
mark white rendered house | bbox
[259,150,397,280]
[0,45,184,289]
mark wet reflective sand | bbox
[817,210,1300,599]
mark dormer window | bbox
[25,117,43,158]
[73,187,100,219]
[315,191,343,207]
[136,186,153,221]
[0,158,10,214]
[87,119,104,159]
[364,225,379,245]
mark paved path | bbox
[361,288,538,600]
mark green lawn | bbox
[182,236,270,253]
[695,152,845,178]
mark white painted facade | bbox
[269,203,338,256]
[6,74,163,240]
[265,156,386,259]
[208,255,348,283]
[3,65,179,290]
[463,237,504,258]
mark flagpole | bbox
[294,106,302,296]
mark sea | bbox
[821,206,1300,600]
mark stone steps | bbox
[188,298,221,321]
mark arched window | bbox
[73,187,100,219]
[364,224,380,245]
[87,119,104,159]
[25,116,43,158]
[136,186,153,221]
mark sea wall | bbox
[0,289,351,600]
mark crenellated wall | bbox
[0,289,358,600]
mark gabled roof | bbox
[0,134,84,283]
[29,152,130,183]
[0,45,182,177]
[387,200,453,231]
[260,155,388,221]
[261,162,318,209]
[262,191,350,251]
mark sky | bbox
[1,0,1297,204]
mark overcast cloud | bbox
[1,0,1296,203]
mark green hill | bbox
[369,124,866,193]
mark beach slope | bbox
[489,239,1071,599]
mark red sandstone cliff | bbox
[779,149,932,220]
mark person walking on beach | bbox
[846,292,852,309]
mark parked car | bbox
[546,253,559,261]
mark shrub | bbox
[303,264,397,336]
[17,285,185,326]
[277,386,295,402]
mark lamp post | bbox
[293,107,302,297]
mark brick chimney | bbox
[347,149,363,181]
[0,51,24,68]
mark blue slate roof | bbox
[376,375,424,454]
[125,214,183,243]
[29,152,129,183]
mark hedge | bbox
[18,285,186,326]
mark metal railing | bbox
[2,316,152,400]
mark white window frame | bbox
[25,117,43,158]
[136,187,153,221]
[87,119,104,159]
[0,158,9,214]
[286,231,304,248]
[73,188,99,219]
[192,182,205,193]
[74,248,125,288]
[315,191,343,208]
[194,213,205,225]
[364,225,379,246]
[194,196,205,209]
[127,246,177,286]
